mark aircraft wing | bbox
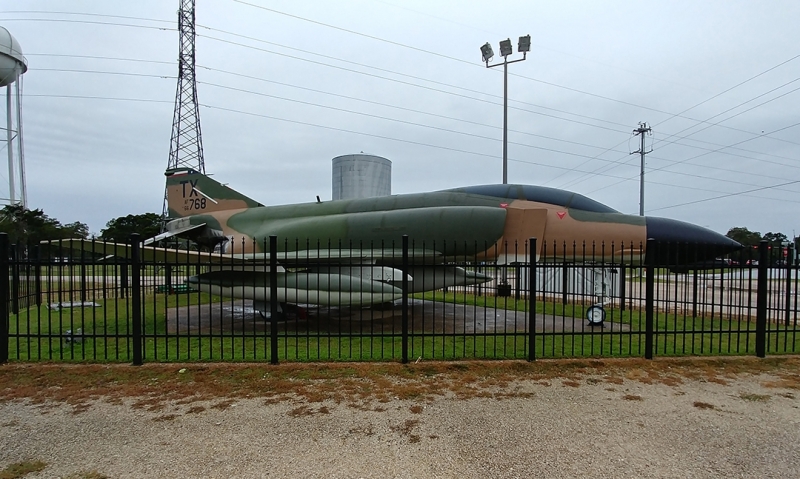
[42,239,251,264]
[235,248,443,266]
[42,239,488,308]
[41,239,443,266]
[142,223,207,246]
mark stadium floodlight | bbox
[480,42,494,63]
[499,38,513,57]
[518,34,531,53]
[479,35,529,186]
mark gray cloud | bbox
[2,0,799,238]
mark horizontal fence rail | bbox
[0,235,797,364]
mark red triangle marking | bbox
[557,211,567,219]
[500,203,508,208]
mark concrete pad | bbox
[166,299,629,335]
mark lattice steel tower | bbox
[162,0,205,219]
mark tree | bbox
[763,231,788,247]
[100,213,161,242]
[725,227,762,247]
[62,221,90,239]
[0,205,88,245]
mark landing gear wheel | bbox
[586,305,605,326]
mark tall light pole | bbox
[481,35,530,185]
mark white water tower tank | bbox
[0,26,27,87]
[0,26,28,209]
[332,154,391,200]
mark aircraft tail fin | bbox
[165,168,262,218]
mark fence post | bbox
[645,238,655,360]
[619,264,626,312]
[755,240,768,358]
[80,247,87,303]
[120,262,128,298]
[786,244,794,327]
[692,269,698,318]
[401,235,409,364]
[130,233,142,366]
[10,246,18,315]
[269,235,279,365]
[0,234,8,363]
[33,245,41,306]
[528,237,537,362]
[165,265,173,294]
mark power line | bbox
[199,81,632,163]
[196,65,626,153]
[651,77,800,152]
[36,53,624,151]
[198,33,632,136]
[30,65,796,192]
[586,120,800,197]
[15,13,796,198]
[196,25,800,171]
[541,137,633,187]
[26,53,173,65]
[26,94,172,104]
[558,81,800,189]
[0,10,172,24]
[13,9,799,155]
[30,50,798,176]
[9,13,636,134]
[603,105,800,189]
[21,14,799,166]
[33,68,174,79]
[232,0,477,66]
[0,18,174,31]
[648,118,800,177]
[372,0,707,93]
[651,53,800,136]
[198,102,800,204]
[201,80,800,191]
[18,91,800,205]
[649,178,800,212]
[195,25,634,131]
[231,0,800,147]
[231,0,680,113]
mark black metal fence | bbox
[0,233,797,364]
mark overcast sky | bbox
[2,0,799,237]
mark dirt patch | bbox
[0,357,798,412]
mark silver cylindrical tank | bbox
[332,154,391,200]
[0,26,27,87]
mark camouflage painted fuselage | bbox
[165,168,739,264]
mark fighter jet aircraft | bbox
[54,167,740,311]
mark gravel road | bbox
[1,364,799,478]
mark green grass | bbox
[0,461,47,479]
[6,289,800,362]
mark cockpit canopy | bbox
[445,184,619,213]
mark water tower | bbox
[332,154,391,201]
[0,26,28,208]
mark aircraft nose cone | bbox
[646,216,741,265]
